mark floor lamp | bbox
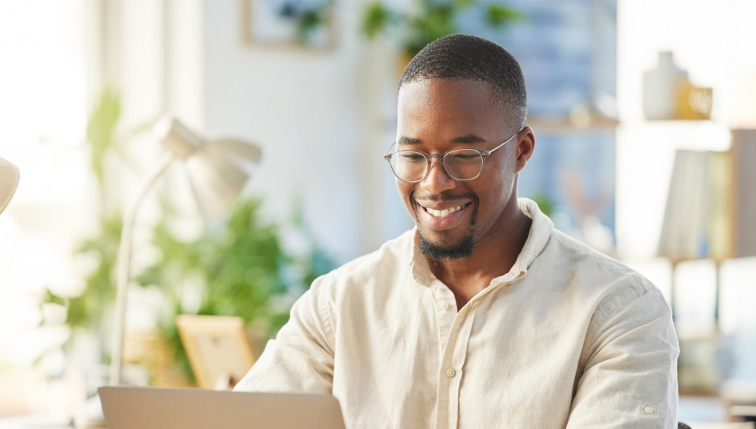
[0,156,20,215]
[76,117,261,427]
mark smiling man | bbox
[235,34,679,428]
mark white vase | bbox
[643,52,687,120]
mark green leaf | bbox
[530,193,554,218]
[296,6,326,43]
[453,0,476,9]
[42,290,68,307]
[362,0,525,56]
[362,2,393,38]
[60,192,334,383]
[140,198,334,381]
[66,212,123,329]
[403,4,458,56]
[86,86,121,188]
[485,4,525,27]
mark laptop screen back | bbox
[99,386,346,429]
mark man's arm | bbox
[234,275,335,394]
[566,283,679,428]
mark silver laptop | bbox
[99,386,347,429]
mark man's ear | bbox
[514,126,535,173]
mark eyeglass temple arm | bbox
[384,141,397,160]
[480,127,525,158]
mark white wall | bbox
[0,0,92,365]
[199,0,409,263]
[616,0,756,259]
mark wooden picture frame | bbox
[176,315,256,389]
[240,0,336,50]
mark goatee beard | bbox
[415,192,478,262]
[420,201,478,262]
[420,233,475,262]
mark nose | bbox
[420,158,457,194]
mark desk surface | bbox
[0,416,753,429]
[0,415,70,429]
[687,424,755,429]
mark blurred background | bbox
[0,0,755,426]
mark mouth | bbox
[418,202,471,218]
[415,200,472,230]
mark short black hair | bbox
[399,34,527,131]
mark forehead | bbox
[397,79,504,140]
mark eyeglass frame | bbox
[383,126,525,183]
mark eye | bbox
[450,153,480,162]
[400,153,425,162]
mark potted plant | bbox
[362,0,524,73]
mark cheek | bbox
[490,152,517,195]
[396,180,416,211]
[475,166,514,213]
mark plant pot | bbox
[123,330,193,387]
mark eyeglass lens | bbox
[388,149,484,182]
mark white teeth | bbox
[425,205,465,218]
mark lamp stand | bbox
[109,151,175,385]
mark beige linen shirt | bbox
[235,198,679,428]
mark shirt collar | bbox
[407,198,554,286]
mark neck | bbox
[426,196,532,309]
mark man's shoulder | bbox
[542,229,672,338]
[543,228,657,297]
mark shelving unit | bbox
[528,116,619,134]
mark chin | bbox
[418,229,476,262]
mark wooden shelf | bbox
[528,116,619,133]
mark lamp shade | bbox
[153,117,262,220]
[0,156,20,216]
[658,149,732,262]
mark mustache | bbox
[412,191,479,226]
[413,191,477,202]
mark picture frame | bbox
[176,315,256,389]
[240,0,336,50]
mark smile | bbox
[415,200,472,230]
[420,203,470,218]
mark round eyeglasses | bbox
[383,129,521,183]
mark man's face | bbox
[396,79,528,259]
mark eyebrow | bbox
[450,134,487,144]
[398,136,422,145]
[397,134,487,146]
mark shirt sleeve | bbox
[233,274,336,394]
[566,282,679,429]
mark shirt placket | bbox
[432,286,455,349]
[432,284,482,429]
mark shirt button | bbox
[471,301,479,309]
[446,368,456,378]
[440,302,449,310]
[644,406,655,415]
